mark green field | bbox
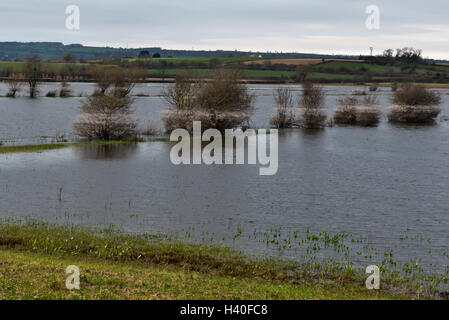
[314,60,449,75]
[0,61,88,72]
[2,58,449,83]
[147,68,294,79]
[127,56,263,64]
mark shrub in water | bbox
[73,95,137,140]
[333,97,358,125]
[298,83,327,128]
[45,90,57,97]
[58,82,72,97]
[162,69,254,133]
[333,96,381,126]
[270,88,296,128]
[6,74,22,98]
[388,83,441,123]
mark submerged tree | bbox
[58,81,72,97]
[91,66,146,97]
[162,69,254,132]
[270,87,295,128]
[333,96,381,126]
[387,83,441,123]
[111,67,147,97]
[5,74,23,97]
[73,95,137,140]
[91,65,116,96]
[298,82,327,128]
[23,56,42,98]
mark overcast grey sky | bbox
[1,0,449,58]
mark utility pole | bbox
[370,47,373,56]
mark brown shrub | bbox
[195,69,254,113]
[73,95,137,140]
[111,67,147,97]
[369,85,378,92]
[298,83,327,128]
[355,105,381,126]
[5,74,23,97]
[162,69,254,132]
[23,56,42,98]
[45,90,57,97]
[162,109,252,133]
[392,83,441,106]
[58,82,72,97]
[333,97,358,124]
[388,83,442,123]
[270,87,296,128]
[387,105,441,123]
[333,96,381,126]
[91,65,115,95]
[162,73,200,110]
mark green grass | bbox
[0,140,140,154]
[0,61,88,72]
[0,143,69,153]
[0,221,412,300]
[127,56,262,64]
[147,68,294,79]
[315,61,449,75]
[307,72,359,80]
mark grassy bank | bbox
[0,140,140,154]
[0,221,412,300]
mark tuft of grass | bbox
[0,250,406,300]
[0,144,69,153]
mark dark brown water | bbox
[0,83,448,272]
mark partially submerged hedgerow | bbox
[388,83,441,123]
[333,96,381,126]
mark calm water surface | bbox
[0,83,448,272]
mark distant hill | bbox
[0,42,358,61]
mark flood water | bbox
[0,83,448,273]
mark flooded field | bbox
[0,83,448,275]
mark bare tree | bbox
[73,95,137,140]
[58,81,72,97]
[111,67,147,97]
[270,87,295,128]
[298,83,327,128]
[162,69,254,132]
[163,73,200,110]
[388,83,441,123]
[91,65,116,96]
[23,56,42,98]
[91,66,146,97]
[6,74,23,97]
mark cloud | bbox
[1,0,448,58]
